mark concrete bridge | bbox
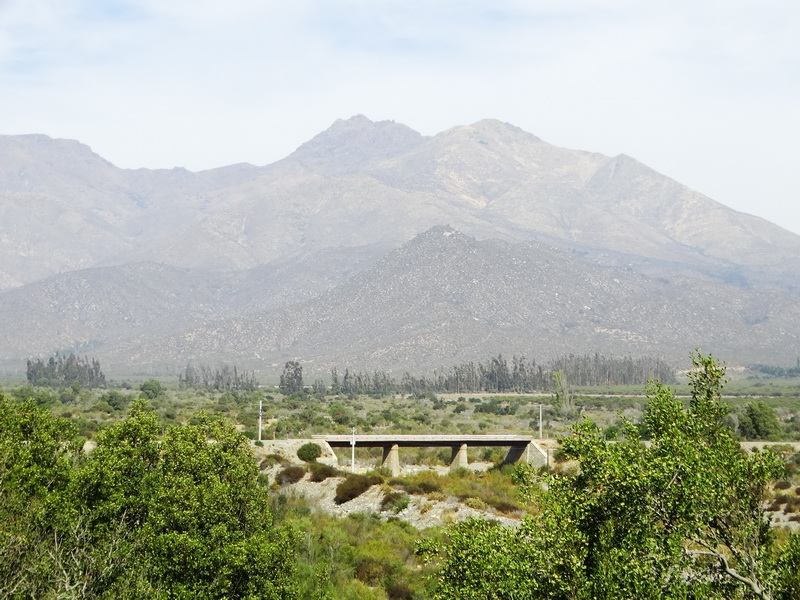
[312,434,548,476]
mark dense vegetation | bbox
[0,397,297,599]
[3,353,800,598]
[422,354,800,599]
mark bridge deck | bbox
[312,434,536,448]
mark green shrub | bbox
[309,462,340,482]
[297,442,323,462]
[488,499,522,514]
[463,497,488,510]
[402,482,423,494]
[386,579,414,600]
[418,480,440,493]
[368,467,391,478]
[259,453,288,470]
[381,491,410,513]
[276,465,306,485]
[335,474,382,505]
[355,556,394,585]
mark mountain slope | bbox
[1,118,799,376]
[101,227,800,377]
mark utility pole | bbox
[350,427,356,473]
[258,400,262,442]
[539,403,543,439]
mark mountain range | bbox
[1,116,798,379]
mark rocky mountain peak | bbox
[435,119,542,147]
[288,114,427,176]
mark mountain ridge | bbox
[1,117,798,376]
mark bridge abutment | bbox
[503,441,547,468]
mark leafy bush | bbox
[419,480,439,493]
[381,491,410,513]
[355,556,394,585]
[297,442,323,462]
[276,465,306,485]
[463,497,488,510]
[309,462,340,482]
[386,579,414,600]
[335,474,382,505]
[259,454,288,470]
[91,400,114,413]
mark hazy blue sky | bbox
[1,1,799,234]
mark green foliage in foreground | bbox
[280,507,439,600]
[0,397,298,599]
[422,353,800,600]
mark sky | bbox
[1,0,799,234]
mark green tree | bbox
[138,413,298,598]
[426,353,800,599]
[551,369,573,415]
[280,360,304,396]
[0,396,299,599]
[739,401,782,440]
[139,378,164,399]
[0,396,82,597]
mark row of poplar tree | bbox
[323,353,675,397]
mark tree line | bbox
[751,362,800,379]
[26,353,106,388]
[178,363,259,391]
[319,353,675,397]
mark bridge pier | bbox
[382,444,401,476]
[450,443,469,472]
